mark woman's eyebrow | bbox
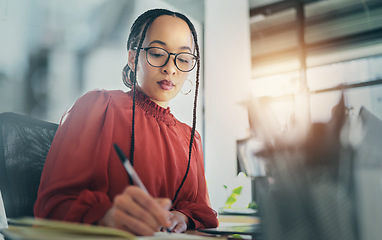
[180,46,192,52]
[148,40,192,52]
[148,40,166,46]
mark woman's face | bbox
[128,15,194,108]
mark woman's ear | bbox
[128,50,136,71]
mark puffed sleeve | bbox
[34,90,115,224]
[173,132,219,229]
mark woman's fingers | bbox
[118,210,157,236]
[115,207,155,235]
[124,187,172,228]
[167,211,188,233]
[99,186,173,236]
[98,205,155,236]
[156,198,172,210]
[172,222,187,233]
[113,193,158,231]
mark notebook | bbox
[199,223,261,236]
[199,214,261,236]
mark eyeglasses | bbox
[135,47,198,72]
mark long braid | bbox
[171,23,200,203]
[130,17,156,166]
[122,9,200,203]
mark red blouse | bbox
[34,89,218,229]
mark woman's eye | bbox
[178,56,191,63]
[149,52,165,58]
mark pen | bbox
[113,144,172,233]
[113,144,149,194]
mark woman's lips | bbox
[157,80,174,90]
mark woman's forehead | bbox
[144,15,194,50]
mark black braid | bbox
[171,21,200,204]
[130,16,158,166]
[122,9,200,203]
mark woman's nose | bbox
[161,56,177,75]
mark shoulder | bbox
[176,122,204,157]
[176,121,202,142]
[79,89,127,102]
[74,89,130,109]
[62,89,130,124]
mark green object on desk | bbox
[248,201,257,210]
[230,234,244,239]
[224,186,242,209]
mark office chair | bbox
[0,112,58,218]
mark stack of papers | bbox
[1,218,225,240]
[3,217,134,240]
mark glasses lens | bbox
[176,53,197,72]
[146,48,168,67]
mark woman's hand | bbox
[164,211,189,233]
[98,186,172,236]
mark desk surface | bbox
[197,214,261,240]
[1,215,260,240]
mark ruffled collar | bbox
[127,90,176,126]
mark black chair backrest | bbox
[0,112,58,218]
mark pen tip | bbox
[113,143,127,164]
[113,143,120,151]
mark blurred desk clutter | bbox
[236,93,382,240]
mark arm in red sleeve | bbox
[34,90,115,224]
[174,132,219,229]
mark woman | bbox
[34,8,218,236]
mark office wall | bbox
[204,0,252,210]
[0,0,203,133]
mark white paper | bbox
[138,231,223,240]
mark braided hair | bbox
[122,9,201,203]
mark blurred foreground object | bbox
[353,107,382,240]
[245,95,380,240]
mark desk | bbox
[197,214,261,240]
[1,215,260,240]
